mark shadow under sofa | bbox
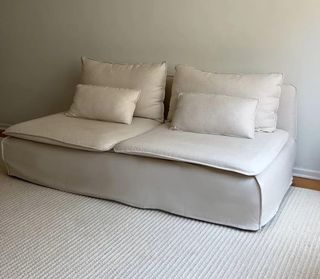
[1,80,297,231]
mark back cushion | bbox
[168,65,283,132]
[81,57,167,121]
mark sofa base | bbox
[2,137,295,231]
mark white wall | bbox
[0,0,319,177]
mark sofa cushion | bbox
[171,93,258,139]
[168,65,283,132]
[4,113,159,151]
[81,57,167,121]
[66,84,141,124]
[114,124,289,175]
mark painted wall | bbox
[0,0,319,177]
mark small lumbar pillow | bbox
[66,84,140,125]
[171,93,258,139]
[168,65,283,132]
[81,57,167,122]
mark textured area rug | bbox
[0,164,319,279]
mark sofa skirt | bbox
[1,137,295,231]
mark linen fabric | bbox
[168,65,283,131]
[66,84,140,124]
[171,93,258,138]
[81,57,167,121]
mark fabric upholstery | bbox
[171,93,258,138]
[4,113,159,151]
[66,84,140,124]
[114,124,289,175]
[168,65,283,132]
[277,85,297,139]
[2,136,295,231]
[81,57,167,121]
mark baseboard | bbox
[293,167,320,180]
[0,123,10,130]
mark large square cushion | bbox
[168,65,283,132]
[4,113,159,151]
[81,58,167,121]
[114,124,289,176]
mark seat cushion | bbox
[114,124,289,175]
[4,113,159,151]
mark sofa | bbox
[1,59,297,231]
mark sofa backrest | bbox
[164,75,297,139]
[277,84,297,139]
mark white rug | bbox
[0,164,319,279]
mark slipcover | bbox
[1,137,295,231]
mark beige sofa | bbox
[1,76,296,231]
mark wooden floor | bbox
[0,130,319,191]
[292,177,320,191]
